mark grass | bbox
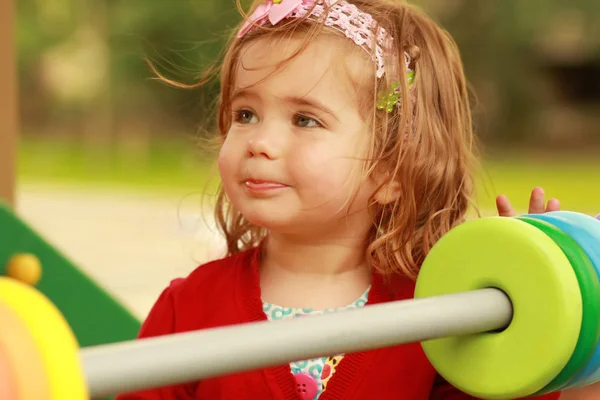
[16,138,600,215]
[17,137,221,195]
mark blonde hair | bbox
[152,0,480,281]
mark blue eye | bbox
[295,114,322,128]
[235,110,259,124]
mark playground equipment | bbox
[0,202,141,348]
[2,209,600,399]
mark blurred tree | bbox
[15,0,600,150]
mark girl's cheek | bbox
[217,140,238,179]
[297,155,352,194]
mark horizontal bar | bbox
[80,288,512,397]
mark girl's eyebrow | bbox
[283,96,339,122]
[231,88,261,103]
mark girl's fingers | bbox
[546,198,561,212]
[497,188,559,217]
[528,187,547,214]
[496,195,516,217]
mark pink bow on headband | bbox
[238,0,316,38]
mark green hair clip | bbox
[377,71,415,113]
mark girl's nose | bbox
[246,126,282,160]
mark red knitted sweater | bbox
[115,247,561,400]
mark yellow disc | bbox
[0,301,51,399]
[0,277,88,400]
[6,254,42,286]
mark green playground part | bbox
[0,201,141,348]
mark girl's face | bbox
[218,35,380,240]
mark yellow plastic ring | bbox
[0,277,88,400]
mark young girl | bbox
[117,0,564,399]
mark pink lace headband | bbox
[237,0,415,112]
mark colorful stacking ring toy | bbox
[415,217,582,399]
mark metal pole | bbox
[80,288,512,397]
[0,0,18,207]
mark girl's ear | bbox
[372,171,401,205]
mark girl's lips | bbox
[244,179,289,193]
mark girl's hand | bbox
[496,187,560,217]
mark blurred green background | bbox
[16,0,600,213]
